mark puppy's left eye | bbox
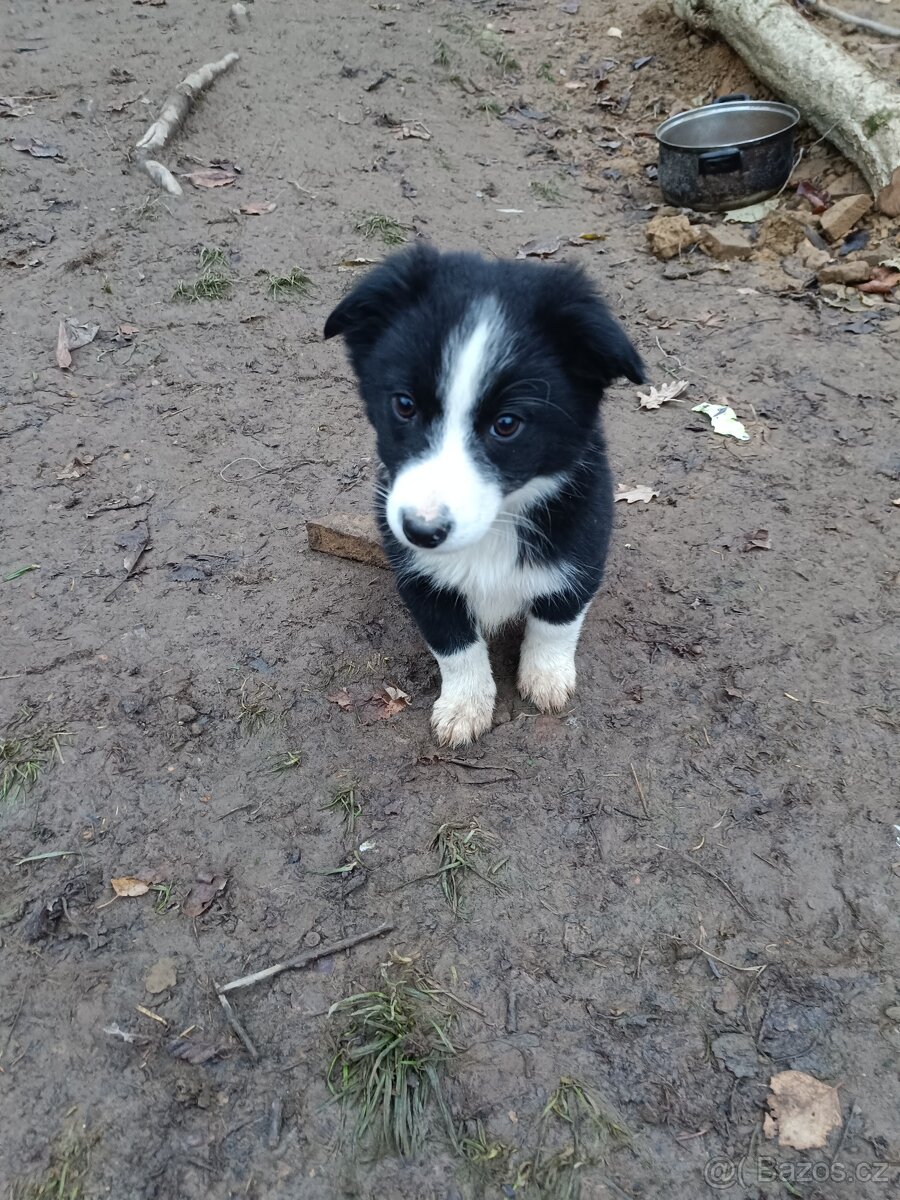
[491,414,522,440]
[392,393,417,420]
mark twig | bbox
[216,991,260,1061]
[630,762,650,819]
[829,1099,857,1163]
[505,990,518,1034]
[801,0,900,38]
[134,52,240,195]
[267,1097,284,1149]
[217,922,394,993]
[662,846,756,917]
[671,936,767,975]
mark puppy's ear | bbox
[542,266,645,389]
[323,243,438,356]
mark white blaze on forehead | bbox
[386,299,510,549]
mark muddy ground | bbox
[2,1,899,1197]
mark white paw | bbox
[431,688,495,747]
[517,656,576,712]
[517,612,584,712]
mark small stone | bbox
[798,239,830,271]
[145,957,177,995]
[645,213,702,260]
[715,979,742,1014]
[817,260,871,285]
[306,513,389,569]
[303,930,322,948]
[819,194,873,243]
[177,703,198,724]
[701,225,753,261]
[877,165,900,217]
[884,1005,900,1022]
[758,211,805,256]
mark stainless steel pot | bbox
[655,95,800,212]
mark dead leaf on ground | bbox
[857,266,900,295]
[57,453,95,480]
[169,1038,223,1065]
[55,318,100,368]
[338,256,380,271]
[188,166,239,189]
[145,957,177,994]
[117,323,139,338]
[0,97,34,118]
[361,685,411,723]
[240,201,277,215]
[110,876,151,898]
[795,180,830,214]
[764,1070,842,1150]
[569,231,606,243]
[133,0,166,6]
[183,873,228,918]
[615,485,659,504]
[87,484,154,518]
[115,521,150,572]
[327,688,354,711]
[638,380,688,410]
[516,236,561,260]
[743,528,772,552]
[55,320,72,369]
[391,122,431,141]
[12,136,63,158]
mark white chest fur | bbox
[409,515,568,634]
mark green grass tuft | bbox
[267,267,314,301]
[355,211,407,246]
[327,963,458,1156]
[479,29,520,75]
[9,1122,98,1200]
[430,821,506,917]
[323,780,361,835]
[173,245,232,302]
[0,712,69,806]
[530,178,566,206]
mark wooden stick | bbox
[134,51,240,196]
[802,0,900,39]
[217,922,394,994]
[217,991,260,1061]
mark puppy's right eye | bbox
[392,393,416,419]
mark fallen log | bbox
[672,0,900,215]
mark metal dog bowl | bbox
[655,94,800,211]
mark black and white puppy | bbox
[324,245,643,746]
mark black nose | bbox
[401,511,452,549]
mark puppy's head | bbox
[324,245,643,553]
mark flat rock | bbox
[145,957,177,995]
[702,225,753,261]
[819,194,873,243]
[818,260,871,285]
[306,513,389,569]
[646,213,702,260]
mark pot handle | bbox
[712,93,751,104]
[698,147,742,175]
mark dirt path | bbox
[2,2,898,1197]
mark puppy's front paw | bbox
[431,688,495,747]
[517,656,575,713]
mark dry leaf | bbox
[858,267,900,295]
[12,136,63,158]
[239,201,276,215]
[743,528,772,552]
[115,522,150,573]
[391,123,431,141]
[111,876,150,898]
[183,873,228,918]
[327,688,354,711]
[516,236,561,260]
[169,1037,223,1065]
[795,179,830,214]
[57,454,95,480]
[145,957,177,994]
[615,485,659,504]
[0,98,34,118]
[118,323,139,338]
[188,166,238,189]
[764,1070,842,1150]
[362,685,411,723]
[638,380,688,410]
[56,320,72,369]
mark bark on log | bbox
[673,0,900,215]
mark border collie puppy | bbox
[324,245,643,746]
